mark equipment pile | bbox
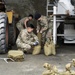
[42,59,75,75]
[8,50,24,62]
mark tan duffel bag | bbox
[44,42,52,56]
[37,32,42,45]
[44,39,56,56]
[8,50,24,62]
[32,45,41,55]
[51,41,56,55]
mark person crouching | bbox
[16,24,39,53]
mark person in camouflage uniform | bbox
[16,14,33,31]
[16,24,39,52]
[35,13,53,44]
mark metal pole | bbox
[46,0,49,16]
[53,6,57,44]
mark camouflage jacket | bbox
[37,15,53,32]
[16,29,39,45]
[37,15,48,32]
[17,17,29,26]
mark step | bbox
[47,4,54,6]
[47,10,53,12]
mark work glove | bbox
[36,41,39,44]
[33,41,39,46]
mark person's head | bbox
[35,13,41,20]
[28,14,33,20]
[27,24,34,33]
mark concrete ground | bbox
[0,45,75,75]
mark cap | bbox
[35,13,41,20]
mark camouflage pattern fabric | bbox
[8,50,24,62]
[16,17,29,31]
[37,15,53,44]
[16,29,39,51]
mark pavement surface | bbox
[0,45,75,75]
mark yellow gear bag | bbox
[8,50,24,61]
[44,42,52,56]
[37,32,42,45]
[51,41,56,55]
[44,39,56,56]
[32,45,41,55]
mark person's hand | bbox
[36,41,39,44]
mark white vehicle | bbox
[47,0,75,44]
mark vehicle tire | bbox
[8,16,16,45]
[0,12,8,53]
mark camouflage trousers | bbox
[16,42,31,52]
[41,29,52,44]
[16,22,25,31]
